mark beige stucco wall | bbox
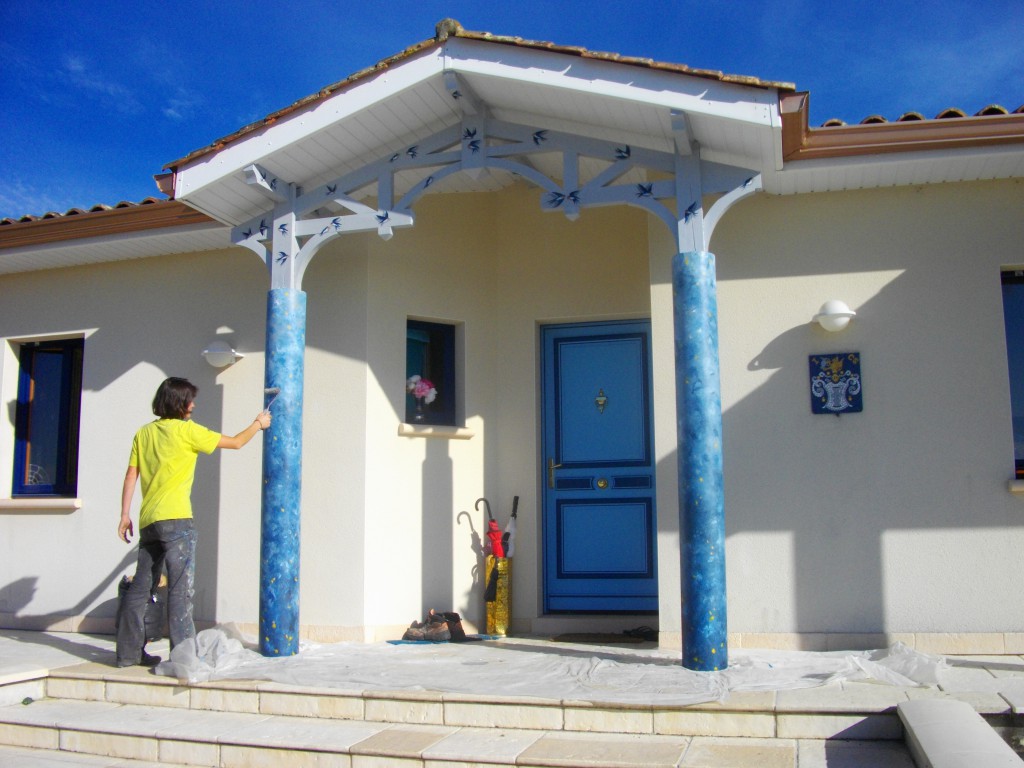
[355,187,653,638]
[1,177,1022,652]
[0,248,269,630]
[710,179,1024,644]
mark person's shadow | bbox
[0,549,140,662]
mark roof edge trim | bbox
[782,92,1024,161]
[0,200,217,251]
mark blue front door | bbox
[541,320,658,613]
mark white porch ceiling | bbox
[171,38,783,227]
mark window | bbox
[13,338,84,496]
[1002,271,1024,480]
[405,320,456,426]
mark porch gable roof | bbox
[167,19,790,227]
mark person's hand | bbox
[118,516,134,543]
[255,410,272,430]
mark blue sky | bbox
[1,0,1021,219]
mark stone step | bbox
[33,661,915,741]
[0,697,919,768]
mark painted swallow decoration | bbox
[743,177,754,187]
[406,146,418,159]
[390,153,400,163]
[326,184,337,195]
[462,128,481,153]
[278,223,288,235]
[684,201,699,222]
[547,190,580,208]
[615,146,631,160]
[242,228,252,239]
[423,176,434,188]
[636,183,653,198]
[532,130,548,145]
[259,220,268,237]
[276,252,288,265]
[451,89,463,99]
[375,211,390,225]
[331,217,342,231]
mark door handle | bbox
[547,458,562,488]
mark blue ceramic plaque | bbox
[809,352,862,415]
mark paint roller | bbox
[264,387,281,410]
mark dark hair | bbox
[152,377,198,419]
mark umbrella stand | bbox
[481,495,519,637]
[484,554,510,636]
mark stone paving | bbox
[1,629,1021,766]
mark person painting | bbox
[116,377,271,667]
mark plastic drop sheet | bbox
[155,625,946,705]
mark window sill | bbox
[1010,480,1024,495]
[398,423,475,440]
[0,497,82,513]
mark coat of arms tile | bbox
[809,352,862,415]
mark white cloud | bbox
[162,88,202,121]
[60,54,143,114]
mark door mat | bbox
[551,633,646,644]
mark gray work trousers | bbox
[115,518,196,665]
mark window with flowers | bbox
[406,319,456,426]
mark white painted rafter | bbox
[231,107,764,283]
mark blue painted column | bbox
[672,251,728,671]
[260,287,306,656]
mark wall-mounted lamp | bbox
[813,300,857,332]
[202,340,244,368]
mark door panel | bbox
[541,320,657,613]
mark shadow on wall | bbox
[0,547,136,641]
[420,438,455,618]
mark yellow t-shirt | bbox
[129,419,221,529]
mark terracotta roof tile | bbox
[820,103,1023,127]
[0,197,168,227]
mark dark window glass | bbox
[1002,271,1024,479]
[405,320,456,426]
[14,339,84,496]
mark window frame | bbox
[1001,270,1024,480]
[405,319,457,427]
[13,338,84,497]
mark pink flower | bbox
[406,375,438,404]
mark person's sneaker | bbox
[424,610,451,641]
[116,651,162,668]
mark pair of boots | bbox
[402,609,467,642]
